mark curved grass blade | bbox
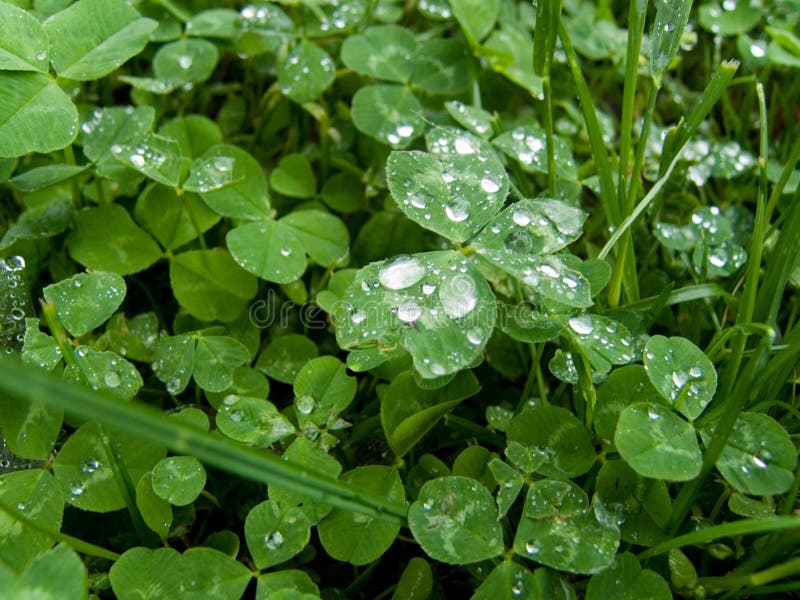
[0,358,408,525]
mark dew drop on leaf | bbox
[454,137,476,155]
[569,316,594,335]
[513,209,531,226]
[439,273,478,318]
[397,302,422,323]
[264,531,284,549]
[166,377,181,394]
[503,231,533,254]
[296,395,315,415]
[104,370,121,388]
[81,457,100,473]
[378,255,426,290]
[480,177,500,193]
[444,198,469,222]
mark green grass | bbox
[1,0,800,598]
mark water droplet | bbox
[439,273,477,319]
[689,366,702,378]
[513,209,531,226]
[351,309,366,325]
[568,316,594,335]
[410,193,427,209]
[264,531,284,549]
[397,302,422,323]
[444,197,469,222]
[467,328,483,345]
[280,247,292,257]
[81,457,100,474]
[672,370,689,389]
[396,124,414,138]
[9,308,24,321]
[296,395,315,415]
[378,255,426,290]
[4,256,25,271]
[104,371,121,388]
[752,455,767,468]
[750,43,766,58]
[525,541,540,555]
[69,481,85,496]
[166,377,181,394]
[422,282,436,295]
[503,230,533,253]
[454,137,476,154]
[480,177,500,193]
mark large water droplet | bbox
[379,256,426,290]
[480,177,500,193]
[503,230,533,253]
[296,395,315,415]
[439,274,478,319]
[397,302,422,323]
[104,371,121,388]
[444,197,469,222]
[513,209,531,226]
[81,457,100,474]
[264,531,284,549]
[568,316,594,335]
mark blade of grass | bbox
[0,358,408,525]
[700,557,800,592]
[754,186,800,325]
[560,20,640,304]
[623,283,735,311]
[0,497,120,561]
[659,61,741,171]
[534,0,562,195]
[617,0,649,216]
[558,22,618,227]
[638,515,800,561]
[669,83,770,531]
[599,60,740,261]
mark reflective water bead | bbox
[378,256,426,290]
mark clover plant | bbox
[1,0,800,597]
